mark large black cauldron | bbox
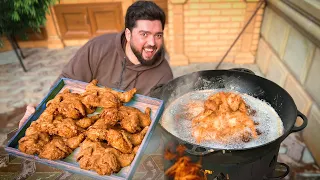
[151,68,308,180]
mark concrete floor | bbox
[0,47,319,179]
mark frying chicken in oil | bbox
[192,92,258,143]
[18,79,151,176]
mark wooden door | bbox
[54,5,91,39]
[88,3,123,36]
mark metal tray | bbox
[4,78,164,180]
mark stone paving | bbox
[0,47,319,179]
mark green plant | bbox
[0,0,58,47]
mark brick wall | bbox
[166,0,264,65]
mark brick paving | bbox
[0,47,319,179]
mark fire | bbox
[164,145,213,180]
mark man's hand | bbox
[19,105,36,128]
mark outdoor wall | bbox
[166,0,264,66]
[1,0,264,66]
[256,0,320,164]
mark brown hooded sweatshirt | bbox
[55,31,173,96]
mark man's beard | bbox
[130,42,163,66]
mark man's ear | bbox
[125,28,131,42]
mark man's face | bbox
[126,20,164,65]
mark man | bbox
[19,0,173,127]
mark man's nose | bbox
[147,36,155,46]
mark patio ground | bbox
[0,47,319,179]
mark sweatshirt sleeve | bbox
[58,40,96,83]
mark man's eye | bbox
[141,33,147,37]
[156,34,162,38]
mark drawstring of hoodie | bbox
[118,57,126,89]
[118,56,145,90]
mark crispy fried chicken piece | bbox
[53,118,80,138]
[118,106,141,133]
[47,89,86,119]
[119,106,151,130]
[86,79,137,103]
[76,115,99,129]
[25,122,41,136]
[81,81,122,109]
[105,147,135,167]
[107,88,137,103]
[122,126,149,146]
[192,92,258,143]
[18,133,50,155]
[85,119,109,141]
[39,137,73,160]
[106,129,133,154]
[129,106,152,127]
[100,107,119,126]
[77,140,121,175]
[64,133,85,149]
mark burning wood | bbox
[164,145,213,180]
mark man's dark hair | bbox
[125,1,166,31]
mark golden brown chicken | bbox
[105,147,136,167]
[77,139,121,175]
[85,119,109,141]
[85,79,137,103]
[119,106,151,129]
[106,129,133,154]
[192,92,258,143]
[76,115,99,129]
[122,126,149,146]
[18,132,51,155]
[118,106,141,133]
[47,89,86,119]
[39,136,73,160]
[100,107,119,126]
[63,133,85,149]
[19,79,150,176]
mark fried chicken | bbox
[100,107,119,126]
[77,140,121,175]
[122,126,149,146]
[19,79,150,176]
[105,147,135,167]
[106,129,133,154]
[85,79,137,103]
[118,106,141,133]
[18,132,50,155]
[81,80,121,109]
[118,106,151,131]
[192,92,258,143]
[39,137,73,160]
[53,117,80,138]
[85,119,109,141]
[47,89,86,119]
[76,115,99,129]
[64,133,85,149]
